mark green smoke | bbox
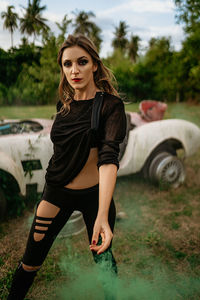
[54,241,200,300]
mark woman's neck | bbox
[74,86,100,101]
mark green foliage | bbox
[0,83,8,105]
[0,268,14,299]
[105,43,174,101]
[112,21,129,53]
[0,43,41,104]
[55,14,72,42]
[174,0,200,33]
[128,35,141,63]
[144,231,161,247]
[179,29,200,101]
[72,10,102,52]
[144,37,178,101]
[20,0,49,42]
[0,3,200,104]
[0,170,25,217]
[173,0,200,102]
[187,254,200,269]
[9,33,60,105]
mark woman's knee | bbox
[22,263,41,272]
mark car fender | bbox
[118,119,200,176]
[0,151,26,195]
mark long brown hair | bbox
[57,34,119,115]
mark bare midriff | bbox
[64,147,99,189]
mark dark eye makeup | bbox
[78,58,88,65]
[63,60,72,67]
[63,57,89,67]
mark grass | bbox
[0,102,200,299]
[1,101,200,127]
[0,105,56,120]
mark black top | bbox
[45,92,127,187]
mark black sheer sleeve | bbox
[97,96,127,170]
[56,100,63,112]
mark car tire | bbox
[58,210,86,238]
[148,152,185,188]
[0,187,7,220]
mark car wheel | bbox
[58,211,85,238]
[148,152,185,188]
[0,187,7,220]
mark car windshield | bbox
[0,120,43,135]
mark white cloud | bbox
[100,23,184,57]
[148,24,183,37]
[0,1,9,11]
[95,0,183,56]
[0,1,24,15]
[98,0,174,17]
[148,24,184,50]
[0,0,183,55]
[44,11,67,23]
[0,24,22,49]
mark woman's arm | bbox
[89,163,117,255]
[90,96,127,254]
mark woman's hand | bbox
[89,217,113,255]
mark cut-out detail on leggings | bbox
[37,200,60,218]
[35,219,52,224]
[22,262,41,272]
[35,226,48,231]
[33,200,60,242]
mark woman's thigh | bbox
[22,187,74,266]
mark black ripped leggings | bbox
[22,182,117,274]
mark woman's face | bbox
[61,45,97,92]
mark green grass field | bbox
[0,102,200,299]
[1,102,200,126]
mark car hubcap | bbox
[149,152,185,187]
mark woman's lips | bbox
[72,78,82,82]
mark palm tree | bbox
[112,21,129,53]
[20,0,49,43]
[73,10,102,50]
[56,14,72,39]
[149,37,157,49]
[128,35,141,63]
[1,5,18,48]
[88,25,102,52]
[73,10,95,35]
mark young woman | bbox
[8,34,127,300]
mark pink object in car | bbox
[139,100,167,122]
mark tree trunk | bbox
[176,91,180,103]
[11,32,13,48]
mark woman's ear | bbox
[93,63,98,73]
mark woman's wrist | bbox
[96,211,109,222]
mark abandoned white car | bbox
[0,119,53,219]
[1,101,200,220]
[119,100,200,187]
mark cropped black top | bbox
[45,92,127,187]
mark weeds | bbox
[144,231,161,247]
[0,103,200,299]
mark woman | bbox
[8,34,127,299]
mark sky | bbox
[0,0,185,57]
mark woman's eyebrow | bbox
[62,59,70,64]
[63,56,88,63]
[77,56,88,59]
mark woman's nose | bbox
[71,63,79,74]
